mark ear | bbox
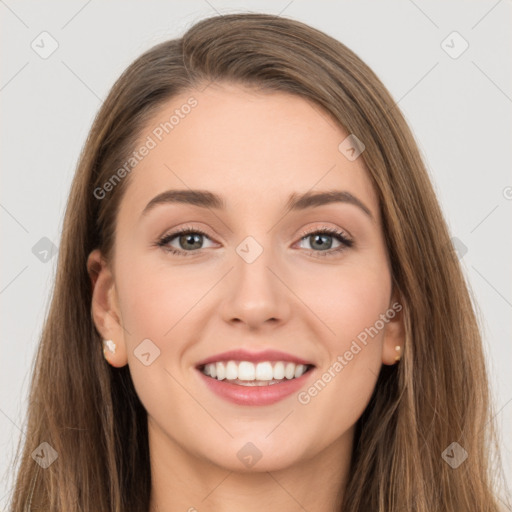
[381,291,405,366]
[87,249,128,368]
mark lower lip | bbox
[197,368,315,406]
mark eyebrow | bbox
[140,189,374,220]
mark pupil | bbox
[181,233,202,250]
[311,234,332,250]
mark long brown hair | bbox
[9,12,508,511]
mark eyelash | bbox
[154,225,354,258]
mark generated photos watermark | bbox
[297,301,403,405]
[93,96,198,200]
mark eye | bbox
[296,226,353,258]
[154,225,354,258]
[155,226,216,256]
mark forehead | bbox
[120,83,378,219]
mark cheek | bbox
[299,259,392,351]
[116,251,203,339]
[114,255,196,419]
[299,261,391,407]
[293,267,391,437]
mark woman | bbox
[9,12,507,511]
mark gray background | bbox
[1,0,511,508]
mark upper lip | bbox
[195,349,315,368]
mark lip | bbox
[197,366,316,406]
[195,348,314,368]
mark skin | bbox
[88,82,404,512]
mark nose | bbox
[219,244,292,330]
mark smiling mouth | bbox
[197,360,315,386]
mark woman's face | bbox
[89,82,403,473]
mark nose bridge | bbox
[221,232,291,327]
[234,232,279,299]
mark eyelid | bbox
[296,224,353,243]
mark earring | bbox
[394,345,401,362]
[103,339,116,356]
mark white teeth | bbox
[285,362,295,379]
[273,361,285,380]
[216,362,226,380]
[255,362,273,381]
[294,364,305,378]
[226,361,238,380]
[201,360,311,382]
[238,361,255,380]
